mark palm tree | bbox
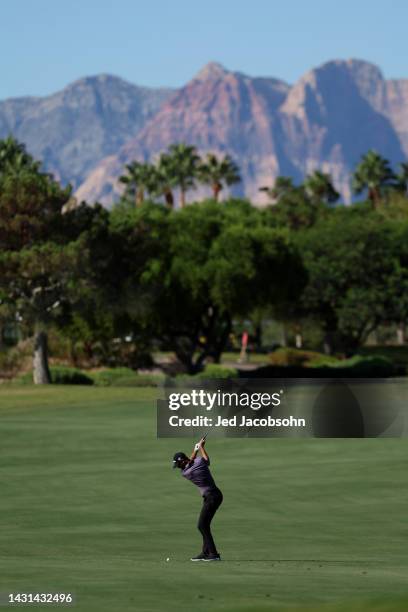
[155,153,178,208]
[119,161,157,206]
[166,143,200,208]
[352,150,396,208]
[304,170,339,204]
[198,153,241,201]
[259,176,297,202]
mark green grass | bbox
[0,385,407,612]
[221,351,269,365]
[153,350,269,365]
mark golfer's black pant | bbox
[198,487,223,556]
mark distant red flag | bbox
[242,331,248,349]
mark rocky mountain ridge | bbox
[76,59,408,205]
[0,74,173,188]
[1,60,407,205]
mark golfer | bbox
[173,436,223,561]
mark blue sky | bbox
[0,0,407,99]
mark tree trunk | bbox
[369,187,380,209]
[70,339,79,368]
[281,325,288,347]
[397,324,405,345]
[136,189,144,207]
[164,189,174,209]
[209,312,232,365]
[323,331,335,355]
[254,324,262,352]
[33,329,51,384]
[180,188,186,208]
[212,183,222,201]
[295,333,303,349]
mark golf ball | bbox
[166,558,170,562]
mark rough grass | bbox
[0,385,407,612]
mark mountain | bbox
[278,59,405,202]
[76,60,407,205]
[76,62,292,203]
[1,60,407,205]
[0,75,173,188]
[343,60,408,157]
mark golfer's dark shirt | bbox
[182,457,216,496]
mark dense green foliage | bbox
[0,141,80,382]
[296,207,408,354]
[1,137,408,381]
[267,347,397,376]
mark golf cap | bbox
[172,451,188,469]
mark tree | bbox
[389,220,408,343]
[1,243,79,383]
[97,202,171,363]
[146,200,305,373]
[154,153,178,208]
[119,161,158,206]
[259,176,297,203]
[165,143,200,208]
[260,176,328,230]
[352,150,396,207]
[397,162,408,195]
[0,154,77,383]
[57,204,120,367]
[0,136,41,175]
[304,170,339,204]
[264,188,327,231]
[297,208,407,355]
[198,153,241,201]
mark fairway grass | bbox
[0,386,407,611]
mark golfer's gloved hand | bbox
[194,442,201,451]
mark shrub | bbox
[0,340,33,379]
[91,368,163,387]
[175,363,239,382]
[321,355,396,377]
[248,353,397,378]
[358,345,408,370]
[91,367,138,387]
[17,366,94,385]
[51,366,94,385]
[13,371,32,384]
[269,348,339,367]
